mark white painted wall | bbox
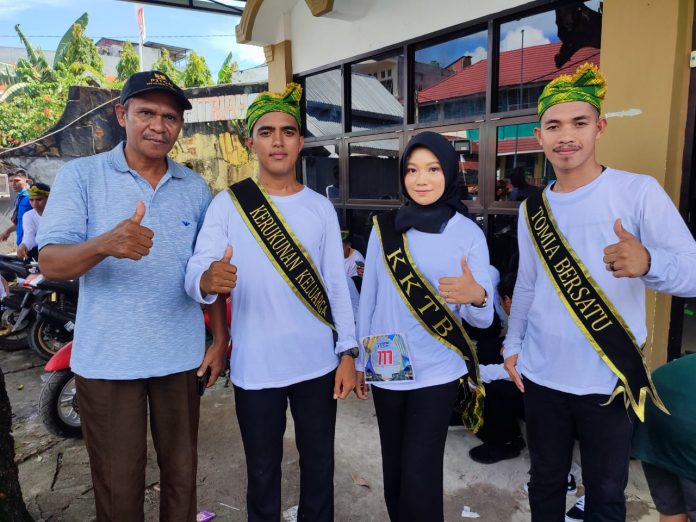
[288,0,530,74]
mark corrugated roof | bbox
[306,70,403,118]
[417,42,600,103]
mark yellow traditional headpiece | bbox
[538,63,607,119]
[246,82,303,133]
[28,184,50,197]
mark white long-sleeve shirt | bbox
[357,213,494,390]
[185,187,357,390]
[503,169,696,395]
[20,209,40,250]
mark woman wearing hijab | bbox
[356,131,494,521]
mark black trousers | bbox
[234,370,337,522]
[524,378,635,522]
[372,379,459,522]
[476,379,525,446]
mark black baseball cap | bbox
[119,70,192,111]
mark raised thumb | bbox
[614,218,633,240]
[460,256,469,274]
[131,201,146,224]
[221,245,233,263]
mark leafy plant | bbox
[217,52,239,84]
[183,51,213,88]
[151,48,182,85]
[116,41,140,82]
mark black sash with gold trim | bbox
[524,189,667,421]
[229,178,335,331]
[375,210,484,432]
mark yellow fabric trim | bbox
[228,181,335,331]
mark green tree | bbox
[183,51,212,87]
[60,23,103,74]
[116,41,140,82]
[151,48,181,84]
[217,52,239,84]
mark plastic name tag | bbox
[362,333,414,382]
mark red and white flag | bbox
[135,4,146,43]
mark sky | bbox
[415,0,601,68]
[0,0,266,77]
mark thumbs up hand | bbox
[438,256,487,305]
[100,201,154,260]
[603,218,651,278]
[200,245,238,296]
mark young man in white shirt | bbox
[17,182,50,261]
[186,83,358,522]
[503,63,696,522]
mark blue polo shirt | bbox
[14,187,31,245]
[37,143,212,379]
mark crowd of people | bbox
[0,62,691,522]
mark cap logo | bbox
[148,73,174,89]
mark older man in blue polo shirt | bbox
[37,71,220,522]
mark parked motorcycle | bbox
[0,255,38,351]
[39,298,232,438]
[27,277,78,360]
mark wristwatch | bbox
[338,347,360,359]
[470,289,488,309]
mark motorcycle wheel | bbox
[38,370,82,438]
[0,307,30,351]
[29,319,72,361]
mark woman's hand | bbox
[438,256,486,305]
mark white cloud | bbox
[469,46,487,65]
[500,25,550,52]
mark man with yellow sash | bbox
[503,63,696,521]
[185,83,359,522]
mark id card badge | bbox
[361,333,414,382]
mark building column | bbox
[597,0,694,368]
[264,40,293,92]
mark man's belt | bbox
[524,189,667,421]
[228,178,335,330]
[374,210,484,432]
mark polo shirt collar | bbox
[109,142,185,179]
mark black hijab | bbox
[394,131,469,233]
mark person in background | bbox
[17,183,50,261]
[0,168,32,245]
[631,354,696,522]
[343,230,365,278]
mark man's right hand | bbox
[504,353,525,393]
[16,244,28,261]
[99,201,154,260]
[200,245,237,295]
[0,230,10,242]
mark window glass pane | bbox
[349,138,400,200]
[346,208,387,256]
[497,1,602,112]
[305,69,342,138]
[300,145,339,200]
[495,123,551,201]
[351,52,404,131]
[414,30,487,123]
[436,128,481,202]
[490,214,520,276]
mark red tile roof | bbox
[417,42,600,103]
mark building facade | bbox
[232,0,695,366]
